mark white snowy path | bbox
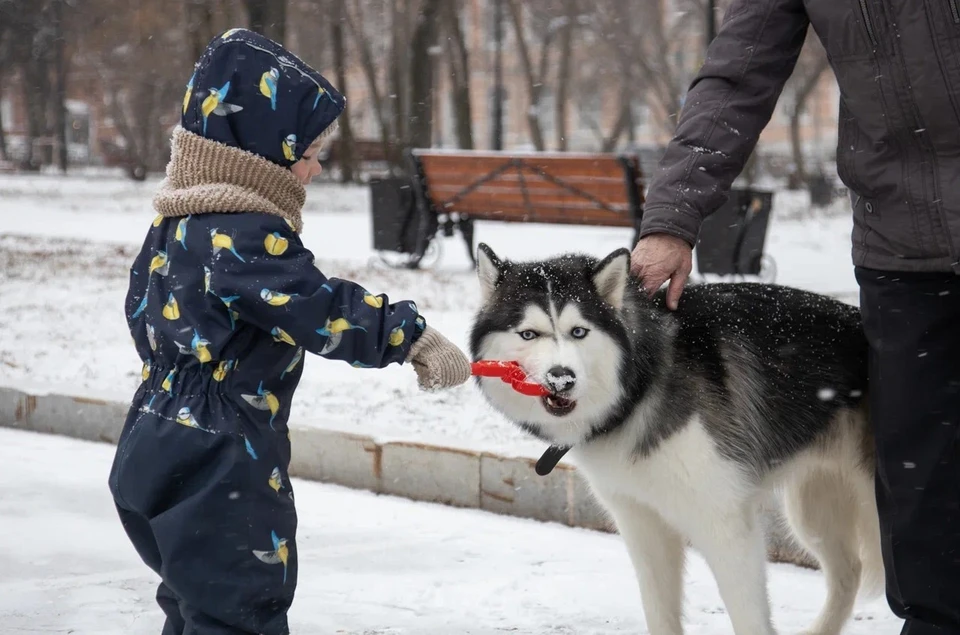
[0,428,900,634]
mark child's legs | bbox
[149,468,298,635]
[115,505,187,635]
[111,406,297,635]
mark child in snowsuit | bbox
[108,28,472,635]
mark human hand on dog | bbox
[630,233,693,311]
[406,326,472,391]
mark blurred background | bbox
[0,4,905,631]
[0,0,858,456]
[0,0,835,192]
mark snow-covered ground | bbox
[0,174,861,455]
[0,427,900,634]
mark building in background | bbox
[0,0,839,178]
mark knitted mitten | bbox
[406,326,472,391]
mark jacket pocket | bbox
[815,1,888,62]
[853,195,879,250]
[835,100,875,198]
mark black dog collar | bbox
[535,445,571,476]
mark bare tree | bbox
[72,0,191,177]
[407,0,442,148]
[243,0,286,43]
[504,0,550,150]
[186,0,217,61]
[0,80,6,162]
[52,0,69,172]
[389,0,412,148]
[22,5,55,168]
[441,0,473,149]
[588,0,702,147]
[554,0,577,151]
[0,21,10,162]
[342,0,394,162]
[330,0,356,182]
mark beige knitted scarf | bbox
[153,126,306,233]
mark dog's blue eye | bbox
[519,330,538,341]
[571,327,589,339]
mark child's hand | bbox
[406,326,472,391]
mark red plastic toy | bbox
[471,360,551,397]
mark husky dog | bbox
[469,243,882,635]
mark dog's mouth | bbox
[542,393,577,417]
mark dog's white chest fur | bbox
[572,414,746,531]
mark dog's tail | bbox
[856,489,886,602]
[855,400,885,602]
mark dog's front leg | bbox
[689,505,777,635]
[606,497,685,635]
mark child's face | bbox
[290,143,324,185]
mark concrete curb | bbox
[0,384,816,569]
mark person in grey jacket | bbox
[631,2,960,634]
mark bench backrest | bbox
[409,149,644,227]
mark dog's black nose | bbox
[545,366,576,393]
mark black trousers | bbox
[857,268,960,635]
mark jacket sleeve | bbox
[209,213,424,369]
[640,0,810,246]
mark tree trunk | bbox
[330,0,355,182]
[596,0,680,140]
[555,0,575,151]
[594,61,634,152]
[491,0,504,150]
[0,28,7,161]
[21,52,52,169]
[53,0,68,173]
[601,99,631,153]
[106,80,145,177]
[505,0,545,150]
[244,0,285,43]
[343,0,393,163]
[0,68,8,162]
[388,0,410,164]
[789,53,830,187]
[187,0,216,61]
[407,0,442,149]
[441,0,473,149]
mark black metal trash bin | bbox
[696,188,774,277]
[369,177,434,255]
[808,172,834,208]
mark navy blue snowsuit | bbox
[108,29,423,635]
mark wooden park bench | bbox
[370,148,645,268]
[369,148,776,282]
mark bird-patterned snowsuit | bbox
[108,29,423,635]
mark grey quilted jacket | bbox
[641,0,960,273]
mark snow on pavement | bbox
[0,427,900,634]
[0,174,861,455]
[0,232,542,456]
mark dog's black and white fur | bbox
[469,244,881,635]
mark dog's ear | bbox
[592,248,631,309]
[476,243,504,302]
